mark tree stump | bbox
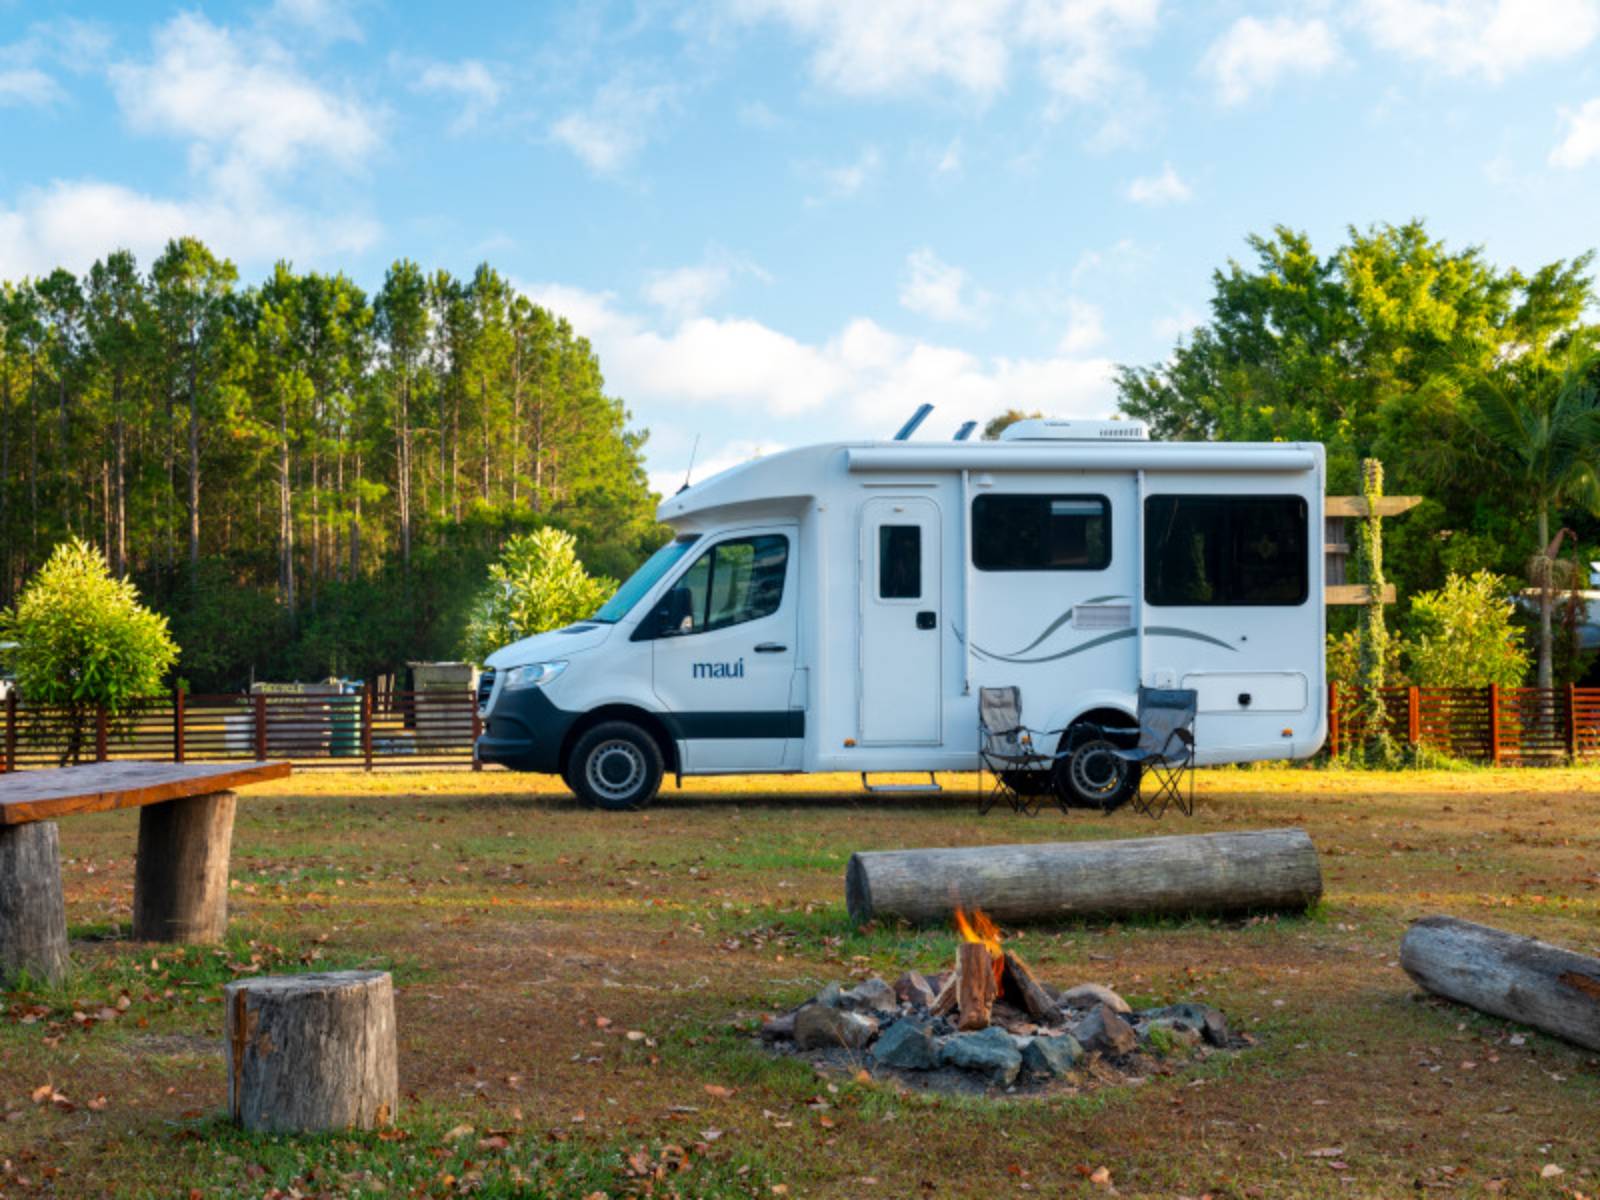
[132,790,236,943]
[845,828,1322,925]
[1400,915,1600,1052]
[225,970,399,1133]
[0,821,70,987]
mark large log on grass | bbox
[1399,916,1600,1052]
[0,821,69,987]
[844,828,1321,926]
[226,971,398,1132]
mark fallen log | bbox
[1399,916,1600,1052]
[844,828,1321,926]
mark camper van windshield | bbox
[591,535,701,623]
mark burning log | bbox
[1400,916,1600,1052]
[1003,950,1063,1026]
[844,828,1322,926]
[956,941,999,1031]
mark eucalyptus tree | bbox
[85,250,149,576]
[375,260,428,566]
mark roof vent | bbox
[998,418,1149,442]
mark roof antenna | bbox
[676,434,701,495]
[953,420,977,441]
[893,403,934,441]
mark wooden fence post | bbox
[3,691,14,772]
[1565,683,1578,761]
[95,705,109,762]
[1327,683,1340,758]
[1488,683,1502,766]
[254,693,268,761]
[361,687,373,772]
[174,687,187,764]
[1407,686,1421,747]
[471,693,483,773]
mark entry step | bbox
[859,772,943,794]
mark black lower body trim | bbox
[662,711,805,739]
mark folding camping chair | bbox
[1113,687,1198,818]
[976,686,1063,816]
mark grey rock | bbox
[873,1019,938,1070]
[1021,1033,1084,1078]
[1141,1002,1231,1046]
[794,1003,877,1050]
[1140,1017,1200,1052]
[1074,1003,1138,1057]
[939,1026,1022,1085]
[1058,983,1132,1014]
[894,971,937,1009]
[760,1012,796,1041]
[840,977,898,1015]
[813,982,843,1008]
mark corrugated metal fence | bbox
[0,689,481,771]
[1327,683,1600,763]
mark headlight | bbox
[502,661,568,691]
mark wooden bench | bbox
[0,760,291,986]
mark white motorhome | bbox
[477,419,1327,809]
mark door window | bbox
[878,525,922,599]
[659,535,788,636]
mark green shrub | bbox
[461,527,616,662]
[0,538,179,763]
[1404,570,1529,688]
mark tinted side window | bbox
[1144,495,1308,606]
[972,494,1110,571]
[661,535,788,635]
[878,525,921,599]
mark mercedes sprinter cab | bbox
[475,419,1328,809]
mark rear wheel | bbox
[567,721,664,811]
[1056,734,1140,811]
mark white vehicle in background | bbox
[477,417,1327,809]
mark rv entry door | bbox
[648,526,800,771]
[859,496,943,744]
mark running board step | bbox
[860,772,943,794]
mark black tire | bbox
[1055,734,1140,812]
[567,721,664,811]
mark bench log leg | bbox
[132,790,237,944]
[0,821,70,986]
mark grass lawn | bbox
[2,766,1599,1198]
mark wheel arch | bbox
[560,704,680,778]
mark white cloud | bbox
[731,0,1159,116]
[0,67,61,106]
[899,248,990,324]
[1058,298,1105,353]
[935,137,963,175]
[1125,163,1191,205]
[520,281,1119,455]
[1355,0,1599,81]
[410,58,502,132]
[1200,16,1339,105]
[551,79,674,173]
[1551,98,1600,168]
[0,179,379,278]
[807,145,882,203]
[109,13,378,189]
[268,0,364,43]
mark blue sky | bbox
[4,0,1600,492]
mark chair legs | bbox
[1130,758,1194,818]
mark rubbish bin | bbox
[329,690,360,757]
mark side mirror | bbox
[651,586,694,638]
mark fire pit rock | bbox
[939,1026,1023,1085]
[762,974,1241,1094]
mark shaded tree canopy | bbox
[0,241,664,691]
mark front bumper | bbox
[476,685,580,773]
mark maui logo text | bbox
[692,658,745,679]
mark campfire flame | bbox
[953,907,1005,987]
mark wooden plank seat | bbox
[0,761,290,987]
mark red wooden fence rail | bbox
[1326,683,1599,764]
[0,687,482,772]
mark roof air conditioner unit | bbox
[998,418,1150,442]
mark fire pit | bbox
[760,909,1243,1092]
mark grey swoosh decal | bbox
[1144,626,1239,653]
[973,623,1239,664]
[1004,594,1132,656]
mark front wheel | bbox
[567,721,664,811]
[1056,736,1140,811]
